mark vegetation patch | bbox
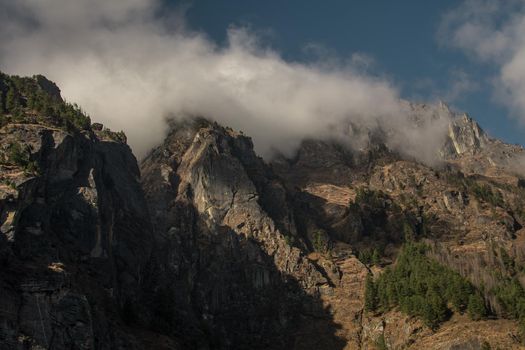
[365,242,487,330]
[311,229,328,252]
[357,247,382,266]
[350,187,431,251]
[471,183,504,207]
[0,72,91,130]
[492,276,525,336]
[3,142,39,174]
[443,171,504,207]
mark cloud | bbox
[0,0,449,164]
[411,69,478,104]
[439,0,525,123]
[444,69,479,102]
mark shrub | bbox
[358,248,382,266]
[471,183,504,207]
[374,334,387,350]
[284,234,294,247]
[443,171,504,208]
[312,229,327,252]
[5,142,39,174]
[6,142,30,167]
[355,187,386,209]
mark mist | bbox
[0,0,450,162]
[440,0,525,126]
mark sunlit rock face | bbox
[140,118,339,349]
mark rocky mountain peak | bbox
[33,74,62,100]
[1,73,525,349]
[443,112,490,157]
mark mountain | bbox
[1,72,525,349]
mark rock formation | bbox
[1,73,525,349]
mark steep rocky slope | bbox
[2,72,525,349]
[270,103,525,349]
[140,119,341,349]
[0,74,158,349]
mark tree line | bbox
[0,72,91,130]
[364,242,487,329]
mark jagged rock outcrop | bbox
[407,101,525,178]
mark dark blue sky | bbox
[168,0,523,145]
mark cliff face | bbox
[0,75,155,349]
[408,101,525,178]
[140,119,343,349]
[0,125,156,349]
[2,73,525,350]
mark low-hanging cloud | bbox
[0,0,449,162]
[440,0,525,125]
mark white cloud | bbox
[445,69,479,102]
[411,69,478,104]
[0,0,448,164]
[439,0,525,123]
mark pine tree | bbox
[365,274,378,312]
[448,275,472,312]
[358,249,372,265]
[403,222,415,241]
[467,294,487,320]
[423,291,447,330]
[5,86,16,111]
[372,248,381,266]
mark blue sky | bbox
[174,0,523,145]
